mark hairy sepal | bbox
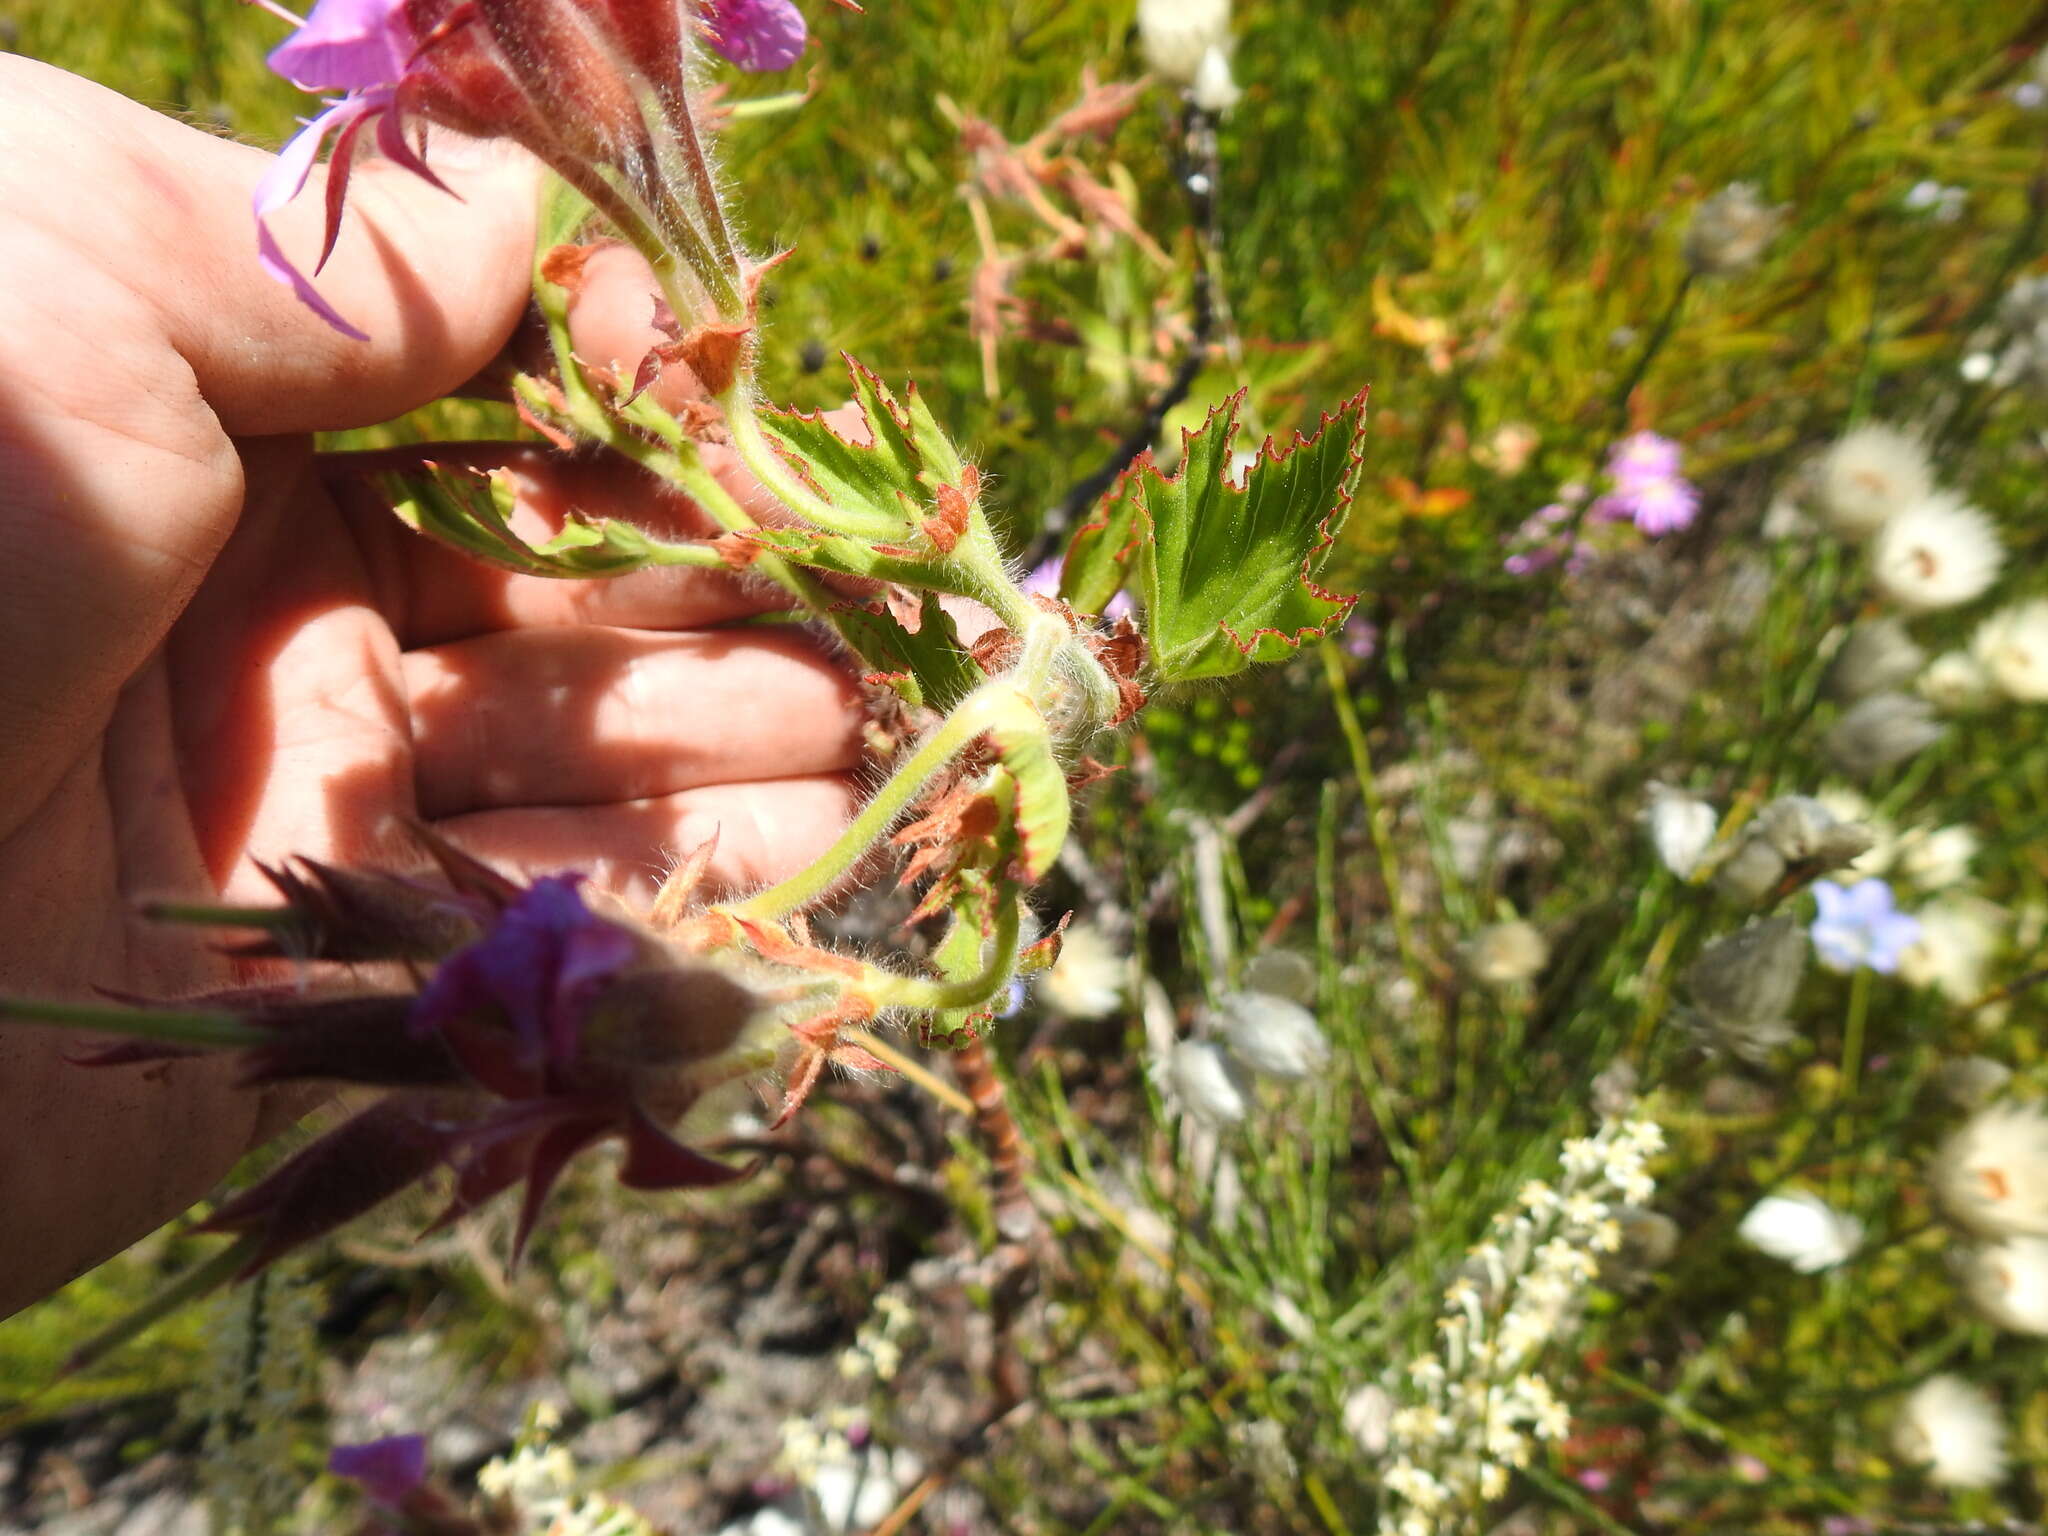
[1068,390,1365,681]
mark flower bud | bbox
[1459,921,1549,987]
[1190,45,1242,115]
[1737,1189,1862,1272]
[1828,617,1928,702]
[1935,1055,2013,1110]
[1137,0,1232,88]
[1242,948,1317,1005]
[1919,650,1994,713]
[1824,692,1944,780]
[1681,916,1806,1062]
[1712,835,1788,904]
[1754,795,1876,868]
[1160,1038,1250,1129]
[1642,783,1718,878]
[1215,990,1329,1081]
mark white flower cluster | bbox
[478,1405,657,1536]
[766,1410,921,1536]
[838,1289,915,1384]
[1375,1115,1664,1535]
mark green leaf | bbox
[382,467,722,579]
[759,356,985,551]
[827,593,986,713]
[1059,485,1145,616]
[1087,390,1365,682]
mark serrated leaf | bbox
[1104,390,1364,681]
[760,356,987,552]
[1060,487,1145,616]
[829,593,986,713]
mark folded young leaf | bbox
[761,356,987,554]
[1070,390,1365,681]
[381,467,725,579]
[829,592,987,713]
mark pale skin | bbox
[0,57,866,1317]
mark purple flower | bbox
[1607,431,1683,487]
[412,876,639,1079]
[1810,880,1922,975]
[1621,475,1700,536]
[1341,614,1379,660]
[251,0,444,339]
[329,1435,429,1508]
[1024,557,1135,620]
[1592,432,1699,537]
[704,0,808,71]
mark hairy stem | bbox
[723,685,1040,922]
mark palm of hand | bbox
[0,59,861,1313]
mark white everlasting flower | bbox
[1868,493,2004,613]
[1344,1384,1394,1455]
[1642,783,1718,877]
[1736,1190,1863,1272]
[1190,44,1242,114]
[1891,1375,2008,1489]
[1918,649,1995,713]
[1460,920,1550,986]
[1895,824,1979,892]
[1039,921,1126,1019]
[1816,423,1933,538]
[1971,598,2048,703]
[1216,989,1330,1080]
[1898,895,2006,1006]
[1931,1101,2048,1238]
[1960,1236,2048,1334]
[1136,0,1232,88]
[1160,1038,1250,1129]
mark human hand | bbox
[0,58,864,1314]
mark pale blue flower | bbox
[1810,879,1921,974]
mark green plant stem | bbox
[1318,640,1430,1016]
[1609,270,1696,424]
[865,896,1025,1013]
[0,998,263,1049]
[724,685,1039,922]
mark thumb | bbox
[2,58,543,438]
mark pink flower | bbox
[704,0,808,70]
[1593,431,1699,536]
[1607,431,1683,487]
[251,0,441,339]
